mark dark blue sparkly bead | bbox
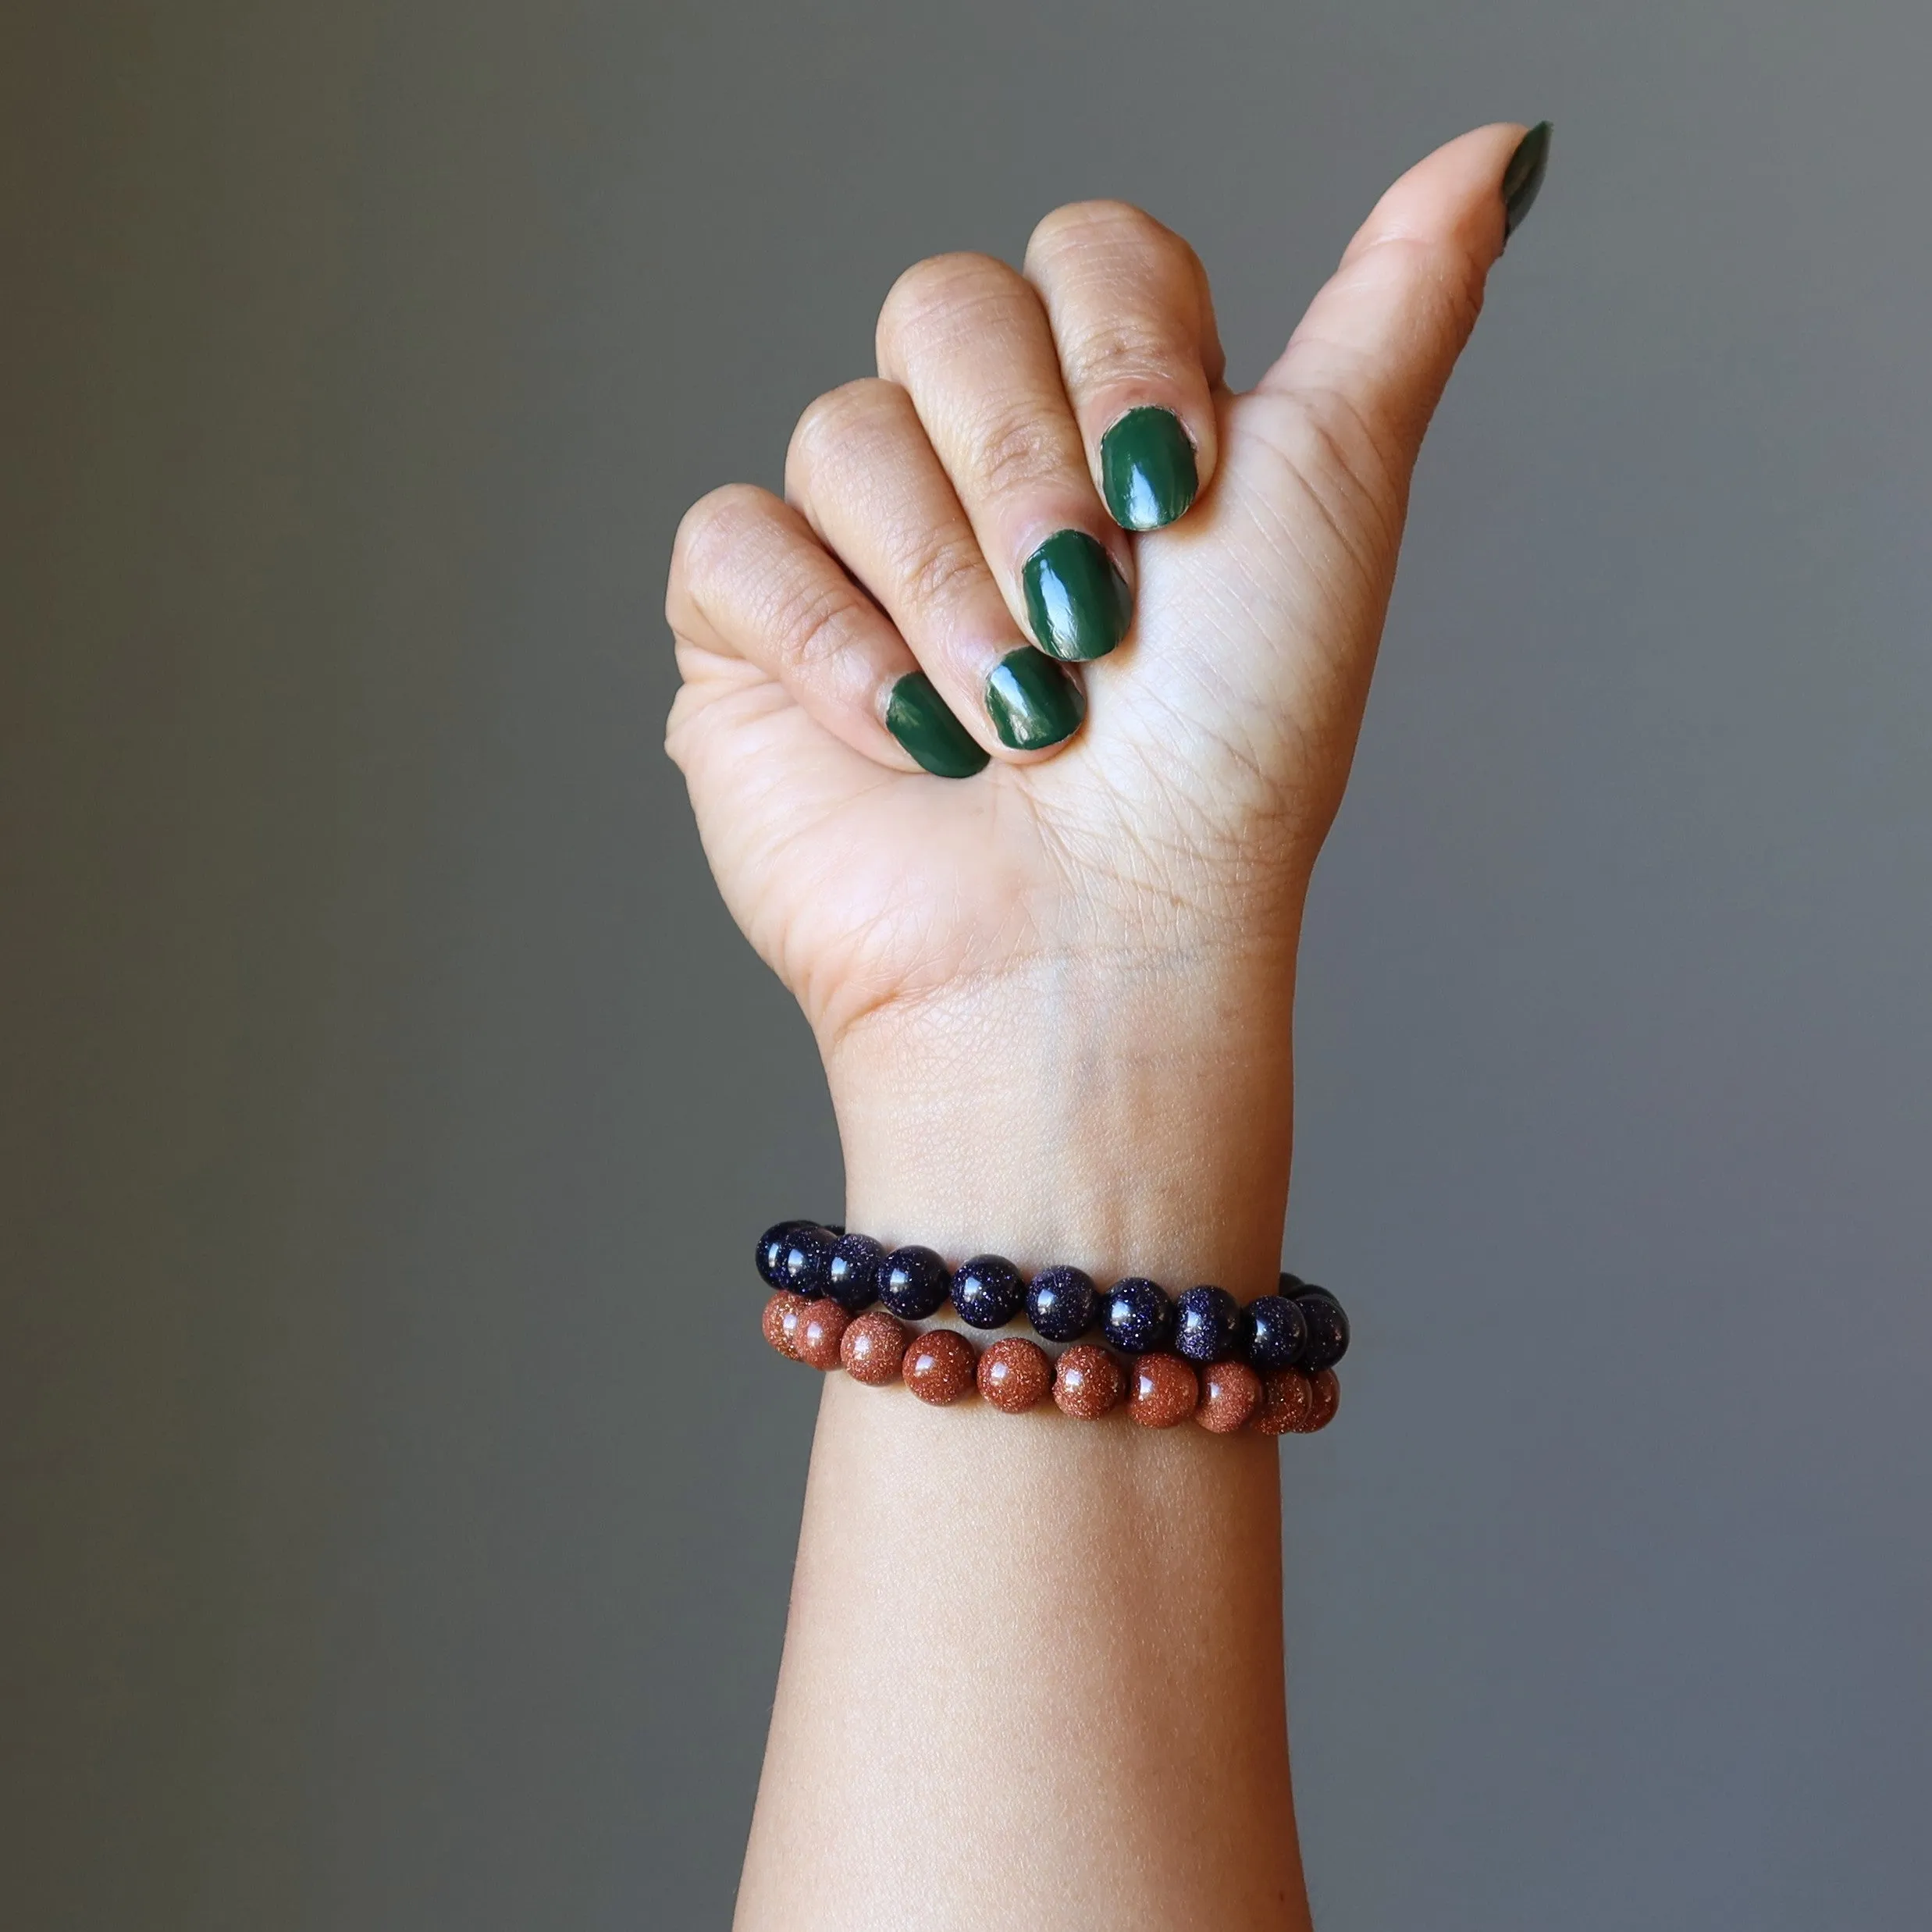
[1278,1270,1305,1294]
[777,1223,836,1299]
[1100,1276,1174,1354]
[1295,1287,1350,1371]
[1173,1284,1241,1363]
[952,1254,1026,1329]
[756,1219,816,1289]
[1244,1293,1309,1371]
[877,1244,950,1321]
[1026,1265,1098,1343]
[824,1232,885,1312]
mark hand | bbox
[667,124,1549,1288]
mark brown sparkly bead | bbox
[839,1310,909,1386]
[1250,1367,1315,1436]
[1127,1351,1198,1429]
[977,1336,1051,1414]
[1196,1358,1261,1434]
[1052,1343,1124,1419]
[762,1290,811,1360]
[795,1300,852,1372]
[1304,1367,1341,1432]
[903,1329,977,1406]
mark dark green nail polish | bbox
[1021,530,1133,662]
[984,649,1086,750]
[1501,120,1552,243]
[1099,407,1198,531]
[886,671,989,777]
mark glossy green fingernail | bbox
[985,649,1086,750]
[1100,407,1198,531]
[886,671,990,777]
[1501,120,1552,244]
[1021,530,1133,662]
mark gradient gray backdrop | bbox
[6,2,1930,1927]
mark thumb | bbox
[1252,122,1548,491]
[1144,123,1547,840]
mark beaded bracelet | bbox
[755,1221,1350,1376]
[754,1222,1348,1436]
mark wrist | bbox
[824,948,1300,1297]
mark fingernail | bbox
[1099,407,1198,532]
[1021,530,1134,662]
[1501,120,1552,244]
[985,649,1087,750]
[886,671,990,777]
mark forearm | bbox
[737,969,1311,1930]
[735,1382,1308,1932]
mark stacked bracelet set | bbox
[755,1221,1350,1436]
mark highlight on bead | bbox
[978,1336,1052,1413]
[825,1232,886,1312]
[903,1329,978,1406]
[1197,1359,1261,1433]
[763,1290,812,1360]
[877,1244,950,1321]
[1052,1342,1124,1419]
[1173,1285,1242,1364]
[952,1254,1026,1329]
[840,1310,909,1385]
[1127,1351,1198,1428]
[796,1301,852,1371]
[1099,1276,1175,1354]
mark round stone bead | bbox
[1294,1288,1350,1372]
[1197,1359,1261,1433]
[1173,1284,1241,1364]
[1304,1368,1341,1432]
[840,1310,909,1385]
[1243,1293,1308,1372]
[761,1290,811,1359]
[903,1329,977,1405]
[796,1301,852,1371]
[978,1336,1052,1413]
[756,1221,814,1290]
[1100,1277,1174,1354]
[1026,1265,1098,1343]
[952,1254,1026,1329]
[877,1244,950,1321]
[1251,1368,1315,1436]
[824,1232,886,1312]
[1127,1352,1198,1428]
[775,1223,836,1299]
[1052,1343,1125,1418]
[1277,1269,1305,1293]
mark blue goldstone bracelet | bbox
[754,1223,1349,1376]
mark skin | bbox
[667,123,1536,1931]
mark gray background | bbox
[5,2,1930,1927]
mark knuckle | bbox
[968,403,1064,498]
[667,482,772,621]
[877,251,1019,359]
[1062,315,1192,393]
[1027,197,1174,269]
[894,525,986,613]
[787,377,901,483]
[771,574,866,674]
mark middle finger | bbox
[876,251,1135,667]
